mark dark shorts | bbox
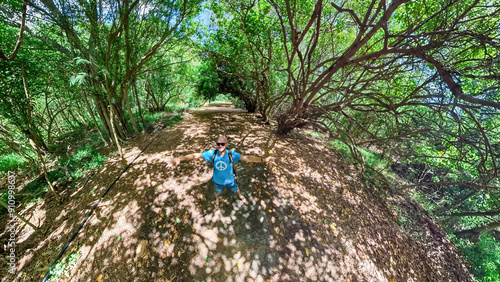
[214,182,238,195]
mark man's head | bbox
[216,135,228,152]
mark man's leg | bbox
[236,190,247,203]
[228,182,247,204]
[214,183,223,209]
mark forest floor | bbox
[1,103,474,281]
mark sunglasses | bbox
[216,143,226,146]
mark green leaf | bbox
[74,57,91,66]
[69,73,87,87]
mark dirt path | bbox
[3,103,473,281]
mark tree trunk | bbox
[123,86,139,134]
[106,91,127,167]
[92,95,112,139]
[53,116,64,136]
[112,102,131,138]
[146,84,161,111]
[83,91,108,145]
[277,111,310,135]
[21,64,59,198]
[74,101,88,123]
[133,81,146,129]
[0,1,27,61]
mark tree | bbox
[204,0,286,120]
[24,0,201,165]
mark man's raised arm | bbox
[168,153,204,167]
[240,155,276,163]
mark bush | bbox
[59,144,106,180]
[48,252,81,281]
[454,234,500,281]
[0,153,29,176]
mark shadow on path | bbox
[2,103,473,281]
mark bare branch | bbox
[442,210,500,217]
[401,182,499,190]
[0,1,28,61]
[330,2,362,27]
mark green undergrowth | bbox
[53,127,108,181]
[1,114,183,217]
[0,153,31,177]
[0,181,49,216]
[60,144,107,180]
[47,251,81,281]
[163,102,192,113]
[453,234,500,282]
[327,139,396,185]
[135,110,185,132]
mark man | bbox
[170,136,275,208]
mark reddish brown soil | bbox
[1,103,473,281]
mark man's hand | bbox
[264,156,276,163]
[165,153,202,168]
[166,157,180,168]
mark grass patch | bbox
[164,103,191,113]
[143,112,167,123]
[48,251,81,281]
[134,111,184,132]
[0,153,30,177]
[328,140,392,174]
[359,149,390,170]
[302,129,325,139]
[328,140,351,157]
[60,144,107,180]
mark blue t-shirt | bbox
[202,149,242,185]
